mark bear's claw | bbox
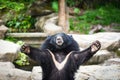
[20,44,30,54]
[91,40,101,52]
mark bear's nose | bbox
[56,37,61,40]
[56,36,64,46]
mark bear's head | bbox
[49,33,73,49]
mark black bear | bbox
[40,33,80,54]
[20,33,101,80]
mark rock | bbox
[71,32,120,50]
[89,23,120,34]
[44,22,63,35]
[35,17,46,32]
[75,65,120,80]
[0,20,4,25]
[0,25,8,39]
[31,66,42,80]
[107,40,120,51]
[35,13,57,32]
[0,62,31,80]
[71,32,120,63]
[0,62,15,69]
[89,24,103,34]
[29,0,53,17]
[0,40,20,62]
[43,16,63,35]
[103,58,120,66]
[1,10,16,22]
[105,23,120,32]
[72,32,120,64]
[35,13,64,35]
[87,50,114,64]
[0,68,31,80]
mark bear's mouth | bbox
[56,36,64,46]
[58,40,63,44]
[56,40,63,46]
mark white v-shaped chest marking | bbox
[48,50,72,71]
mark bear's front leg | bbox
[73,40,101,65]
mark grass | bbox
[70,5,120,34]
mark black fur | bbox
[20,33,101,80]
[40,33,80,54]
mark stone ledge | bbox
[6,33,48,47]
[6,33,48,38]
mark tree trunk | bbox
[58,0,69,33]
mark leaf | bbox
[15,22,20,28]
[74,8,80,14]
[52,1,58,12]
[0,5,6,9]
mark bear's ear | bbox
[70,35,73,38]
[49,36,56,45]
[46,35,53,41]
[47,35,50,37]
[47,35,51,39]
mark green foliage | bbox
[0,0,25,11]
[66,0,76,7]
[79,6,120,25]
[70,18,90,34]
[4,36,18,42]
[0,0,36,32]
[14,41,29,66]
[66,0,83,7]
[4,39,29,66]
[52,1,58,12]
[116,50,120,56]
[74,8,80,14]
[16,41,25,45]
[6,14,36,32]
[14,52,29,66]
[10,0,35,2]
[70,5,120,34]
